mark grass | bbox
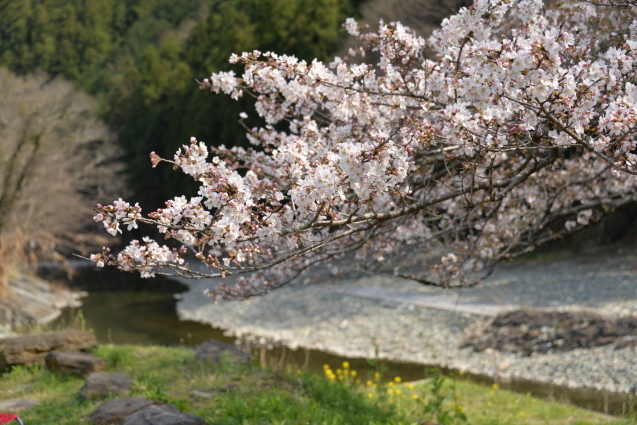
[399,378,630,425]
[0,344,634,425]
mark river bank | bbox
[0,272,85,336]
[174,246,637,397]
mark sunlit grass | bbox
[322,362,632,425]
[0,345,633,424]
[1,345,398,424]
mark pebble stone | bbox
[175,246,637,394]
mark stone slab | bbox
[89,397,155,425]
[80,372,133,399]
[45,350,106,377]
[0,330,97,370]
[121,404,205,425]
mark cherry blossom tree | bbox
[92,0,637,300]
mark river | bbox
[53,266,633,417]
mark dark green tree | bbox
[0,0,359,210]
[114,0,354,209]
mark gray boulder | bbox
[0,273,85,331]
[80,372,133,399]
[0,330,97,370]
[194,339,252,364]
[89,397,156,425]
[122,404,205,425]
[45,350,106,377]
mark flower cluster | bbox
[323,363,468,423]
[92,0,637,299]
[94,199,141,236]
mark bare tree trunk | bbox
[0,234,11,298]
[0,230,27,299]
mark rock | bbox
[45,350,106,377]
[121,404,205,425]
[79,372,133,399]
[0,273,85,330]
[0,330,97,370]
[194,339,252,364]
[497,360,511,371]
[89,397,156,425]
[0,398,39,411]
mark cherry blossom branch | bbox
[90,0,637,299]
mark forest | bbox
[0,0,362,212]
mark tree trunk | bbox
[0,235,10,298]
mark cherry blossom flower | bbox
[92,0,637,300]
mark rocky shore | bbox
[175,246,637,394]
[0,273,86,336]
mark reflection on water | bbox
[55,291,234,346]
[53,268,631,417]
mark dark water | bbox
[53,267,633,417]
[55,291,234,346]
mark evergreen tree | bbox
[0,0,358,208]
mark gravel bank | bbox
[175,246,637,394]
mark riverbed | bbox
[172,246,637,415]
[55,254,637,415]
